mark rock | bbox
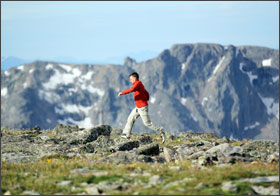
[4,191,11,195]
[94,135,115,148]
[206,143,243,157]
[56,180,73,187]
[138,143,159,156]
[22,190,40,195]
[137,155,154,163]
[197,155,215,166]
[239,176,279,183]
[117,141,140,151]
[251,185,279,195]
[169,166,181,171]
[163,147,176,163]
[222,181,238,192]
[85,186,103,195]
[179,132,219,140]
[79,143,95,153]
[111,128,123,136]
[136,135,153,145]
[54,124,112,145]
[149,175,165,185]
[189,151,206,159]
[104,150,138,164]
[32,125,41,131]
[176,146,195,161]
[268,153,279,163]
[195,182,207,190]
[163,177,193,189]
[168,134,176,141]
[39,135,50,141]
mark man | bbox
[118,72,166,144]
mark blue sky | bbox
[1,1,279,64]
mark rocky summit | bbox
[1,43,279,142]
[1,124,279,165]
[1,124,279,195]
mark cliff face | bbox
[1,43,279,141]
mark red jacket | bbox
[121,79,149,108]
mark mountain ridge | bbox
[1,43,279,141]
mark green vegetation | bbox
[1,157,278,195]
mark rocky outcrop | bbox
[1,124,279,166]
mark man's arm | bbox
[118,82,139,97]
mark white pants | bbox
[123,106,161,137]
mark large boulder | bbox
[54,124,112,145]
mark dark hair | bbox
[129,72,139,79]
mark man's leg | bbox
[138,106,161,133]
[123,107,140,137]
[138,106,165,143]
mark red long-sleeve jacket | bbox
[121,79,149,108]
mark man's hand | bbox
[118,92,122,97]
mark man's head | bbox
[129,72,139,84]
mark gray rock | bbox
[56,180,73,187]
[22,190,40,195]
[111,128,123,136]
[195,182,207,190]
[240,176,279,183]
[251,185,279,195]
[137,155,154,163]
[149,175,165,185]
[221,181,238,192]
[136,135,153,145]
[138,143,159,156]
[85,185,103,195]
[206,143,243,156]
[163,147,176,163]
[189,151,206,159]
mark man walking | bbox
[118,72,166,143]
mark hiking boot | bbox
[121,134,130,140]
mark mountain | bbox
[1,56,31,70]
[1,43,279,141]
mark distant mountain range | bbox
[1,51,158,70]
[1,43,279,141]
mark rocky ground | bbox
[1,124,279,195]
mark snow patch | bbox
[29,69,34,74]
[4,71,10,76]
[272,76,279,83]
[208,56,225,82]
[262,58,272,67]
[181,63,186,70]
[258,93,279,117]
[23,82,28,88]
[80,83,105,97]
[244,122,260,131]
[1,88,8,96]
[58,117,92,129]
[81,71,94,80]
[239,63,258,85]
[150,96,156,104]
[17,65,24,71]
[201,97,208,106]
[191,113,198,122]
[38,90,61,104]
[180,98,187,105]
[46,63,54,70]
[59,103,92,115]
[42,68,81,89]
